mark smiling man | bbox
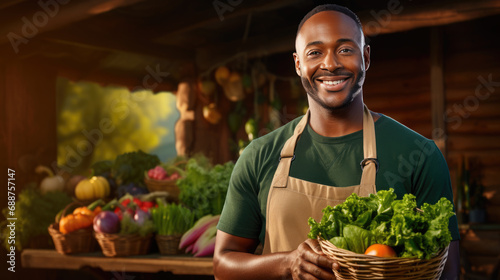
[214,4,460,280]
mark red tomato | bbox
[364,244,397,257]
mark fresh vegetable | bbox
[59,213,93,234]
[308,188,455,259]
[65,175,86,196]
[151,202,195,236]
[147,165,182,181]
[117,183,148,198]
[177,159,234,219]
[74,176,110,201]
[90,160,113,177]
[72,199,104,219]
[148,166,168,180]
[179,214,220,252]
[119,211,155,236]
[365,244,397,258]
[203,103,222,124]
[133,208,150,226]
[215,66,230,85]
[35,165,65,194]
[112,150,160,186]
[1,184,72,251]
[93,211,120,234]
[59,199,104,234]
[245,118,258,141]
[114,194,157,219]
[192,225,217,257]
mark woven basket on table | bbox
[318,238,449,280]
[144,177,180,201]
[156,234,183,255]
[94,232,153,257]
[47,201,97,255]
[48,223,97,254]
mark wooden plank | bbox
[430,27,446,154]
[448,135,500,151]
[359,0,500,36]
[21,249,214,275]
[0,0,146,47]
[461,240,500,256]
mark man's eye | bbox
[308,51,321,56]
[339,48,353,54]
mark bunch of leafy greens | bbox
[1,185,72,251]
[111,150,160,187]
[177,158,235,220]
[119,213,156,237]
[308,189,454,259]
[151,202,195,235]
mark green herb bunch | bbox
[151,203,195,236]
[1,185,72,251]
[177,159,235,219]
[308,188,455,259]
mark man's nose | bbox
[321,52,341,72]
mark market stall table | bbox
[21,249,214,275]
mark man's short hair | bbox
[297,4,363,35]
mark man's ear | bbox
[293,52,301,76]
[363,45,371,71]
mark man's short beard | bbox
[301,70,365,111]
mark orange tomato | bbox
[364,244,397,257]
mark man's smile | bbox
[315,76,350,91]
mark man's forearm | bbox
[214,250,291,280]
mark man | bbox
[214,4,460,280]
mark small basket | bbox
[48,202,96,255]
[144,177,180,201]
[48,223,97,254]
[94,232,153,257]
[156,234,183,255]
[318,237,449,280]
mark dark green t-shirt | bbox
[217,114,460,245]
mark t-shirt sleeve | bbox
[412,139,460,241]
[217,142,263,240]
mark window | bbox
[56,77,179,175]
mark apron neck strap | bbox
[271,104,377,188]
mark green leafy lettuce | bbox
[177,158,235,219]
[308,189,454,259]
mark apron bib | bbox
[262,105,378,254]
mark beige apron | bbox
[262,105,378,254]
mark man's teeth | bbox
[322,79,345,85]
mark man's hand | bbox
[287,239,339,280]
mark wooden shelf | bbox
[21,249,214,275]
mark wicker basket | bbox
[318,238,449,280]
[48,223,97,254]
[47,201,97,255]
[144,177,180,201]
[156,234,183,255]
[94,232,153,257]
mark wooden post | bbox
[175,82,195,157]
[1,56,58,193]
[430,27,447,156]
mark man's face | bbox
[294,11,370,111]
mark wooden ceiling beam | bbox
[42,30,192,62]
[0,0,146,52]
[153,0,300,39]
[359,0,500,36]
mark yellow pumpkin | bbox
[74,176,110,201]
